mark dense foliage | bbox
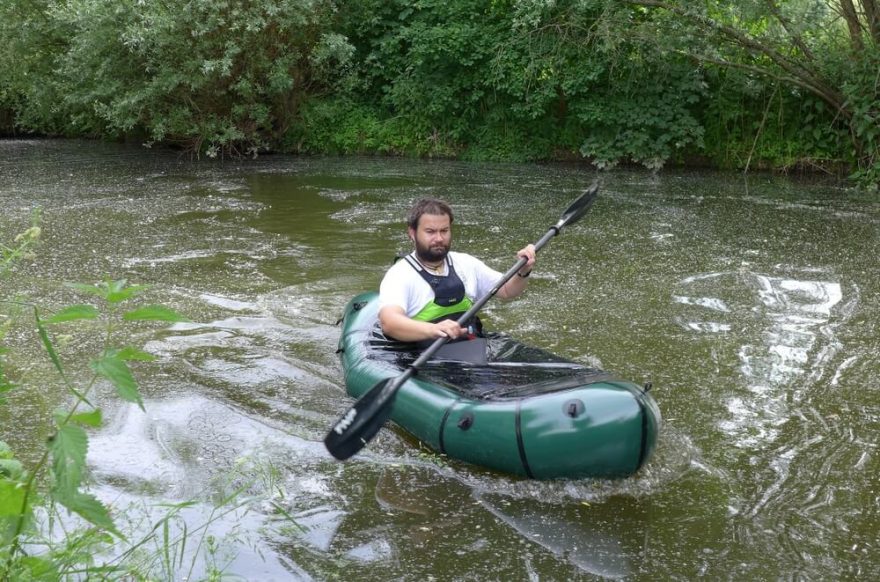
[0,0,352,154]
[1,0,878,185]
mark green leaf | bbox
[32,310,94,406]
[0,479,28,517]
[57,492,123,538]
[71,408,103,428]
[123,305,189,322]
[50,424,88,494]
[104,279,151,304]
[107,286,151,304]
[90,354,143,410]
[0,459,23,479]
[64,280,150,303]
[44,304,100,324]
[52,407,107,429]
[35,318,65,375]
[16,556,59,580]
[51,425,87,463]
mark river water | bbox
[1,139,877,580]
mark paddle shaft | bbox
[412,224,561,366]
[377,224,565,393]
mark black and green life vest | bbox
[404,254,474,324]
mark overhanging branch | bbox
[627,0,847,111]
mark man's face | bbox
[410,212,452,263]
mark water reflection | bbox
[674,268,846,448]
[261,463,656,579]
[87,394,331,578]
[89,395,329,495]
[477,495,638,579]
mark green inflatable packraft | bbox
[337,292,661,479]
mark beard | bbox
[415,240,450,263]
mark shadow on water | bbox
[476,495,641,580]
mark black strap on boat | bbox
[635,386,652,471]
[437,399,461,454]
[636,400,649,471]
[515,400,535,479]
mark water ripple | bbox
[675,268,851,450]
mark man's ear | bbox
[407,227,415,242]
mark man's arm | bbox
[378,305,467,342]
[497,244,536,299]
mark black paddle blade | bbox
[324,378,396,460]
[559,183,599,228]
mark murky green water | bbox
[2,139,877,579]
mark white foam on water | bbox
[89,395,329,497]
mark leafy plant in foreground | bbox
[2,213,307,579]
[0,277,188,580]
[1,209,41,278]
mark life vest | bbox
[404,254,483,333]
[403,253,486,362]
[405,254,472,321]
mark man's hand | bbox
[516,243,536,276]
[380,304,466,342]
[432,318,466,340]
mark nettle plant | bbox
[1,223,188,578]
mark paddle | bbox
[324,183,600,461]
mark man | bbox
[378,198,536,342]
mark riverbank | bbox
[0,130,853,186]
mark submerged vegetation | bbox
[1,0,879,187]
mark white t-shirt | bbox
[378,251,503,317]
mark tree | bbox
[626,0,880,184]
[0,0,354,155]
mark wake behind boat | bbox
[336,292,661,479]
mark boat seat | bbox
[430,337,488,365]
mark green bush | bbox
[0,0,353,155]
[284,96,463,157]
[2,0,879,184]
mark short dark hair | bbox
[406,198,454,230]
